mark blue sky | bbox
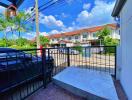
[0,0,116,39]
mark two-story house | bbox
[47,23,119,47]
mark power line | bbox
[40,0,67,15]
[38,0,53,9]
[26,0,66,22]
[39,0,64,11]
[29,0,54,17]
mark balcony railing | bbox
[0,46,116,100]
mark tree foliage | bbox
[0,38,36,49]
[96,26,111,40]
[0,15,14,41]
[104,37,119,46]
[96,26,119,46]
[16,38,29,46]
[13,11,33,37]
[39,35,49,46]
[0,11,33,39]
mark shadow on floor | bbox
[26,83,85,100]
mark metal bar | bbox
[114,46,117,79]
[105,47,107,72]
[42,49,47,88]
[67,47,70,66]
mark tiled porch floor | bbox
[27,83,85,100]
[27,80,127,100]
[114,80,128,100]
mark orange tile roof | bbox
[47,23,117,39]
[58,40,73,44]
[49,34,63,38]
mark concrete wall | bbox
[119,0,132,99]
[66,43,74,47]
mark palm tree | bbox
[12,11,32,38]
[0,11,32,46]
[0,15,14,46]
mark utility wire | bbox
[28,0,54,17]
[38,0,53,9]
[40,0,67,14]
[26,0,65,22]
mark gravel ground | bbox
[27,83,85,100]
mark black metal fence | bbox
[0,48,54,100]
[0,46,116,100]
[47,46,116,76]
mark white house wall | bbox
[66,43,74,47]
[110,29,120,39]
[119,0,132,99]
[50,26,119,45]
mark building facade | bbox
[112,0,132,99]
[48,24,120,47]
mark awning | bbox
[0,0,24,9]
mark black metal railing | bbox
[0,48,54,100]
[46,46,116,76]
[0,46,116,100]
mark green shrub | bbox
[9,45,23,49]
[73,45,83,53]
[39,35,49,46]
[104,37,119,53]
[0,38,8,47]
[7,39,16,46]
[16,38,29,46]
[9,44,34,50]
[104,37,119,46]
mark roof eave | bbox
[0,0,24,9]
[112,0,126,17]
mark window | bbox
[93,33,96,37]
[62,37,65,40]
[68,37,71,40]
[75,36,79,39]
[83,34,88,38]
[52,39,54,41]
[57,38,60,41]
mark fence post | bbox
[48,48,50,59]
[115,46,117,80]
[42,49,47,88]
[67,47,70,66]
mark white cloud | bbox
[0,6,5,13]
[50,30,60,34]
[77,0,115,27]
[40,32,48,36]
[24,10,65,29]
[61,13,68,18]
[39,14,65,29]
[83,3,91,10]
[62,26,75,32]
[47,0,115,35]
[48,26,76,35]
[72,22,75,26]
[66,0,74,4]
[23,0,115,37]
[23,32,48,40]
[24,32,36,39]
[25,7,34,14]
